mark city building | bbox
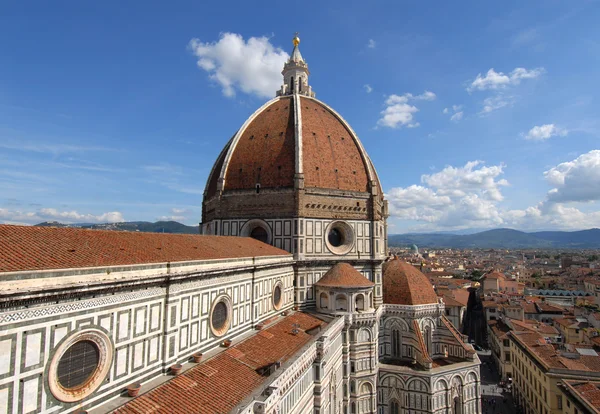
[510,330,600,414]
[558,380,600,414]
[0,36,480,414]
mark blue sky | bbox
[1,0,599,232]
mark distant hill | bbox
[389,228,600,249]
[35,220,199,234]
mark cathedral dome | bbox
[204,95,379,199]
[203,36,381,201]
[316,263,374,289]
[382,258,439,306]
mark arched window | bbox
[320,292,329,309]
[355,294,365,311]
[250,227,268,243]
[390,399,400,414]
[290,76,295,92]
[360,382,373,395]
[335,294,348,311]
[453,396,462,414]
[392,329,402,357]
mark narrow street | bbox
[478,353,517,414]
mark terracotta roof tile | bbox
[564,381,600,413]
[413,320,432,364]
[315,263,374,288]
[114,312,325,414]
[0,225,289,273]
[441,316,475,354]
[442,295,465,307]
[215,96,374,194]
[383,258,439,305]
[511,331,600,371]
[224,97,296,191]
[300,97,369,192]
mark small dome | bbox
[383,258,438,305]
[316,263,374,289]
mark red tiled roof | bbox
[442,295,465,307]
[511,331,600,372]
[383,258,439,306]
[564,381,600,413]
[315,263,374,288]
[114,312,325,414]
[441,316,475,354]
[0,225,289,273]
[413,320,432,364]
[451,289,470,306]
[213,96,374,195]
[300,97,369,192]
[223,97,296,191]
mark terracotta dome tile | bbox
[315,263,374,288]
[300,97,369,192]
[224,97,296,191]
[383,258,439,305]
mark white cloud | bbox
[367,39,376,49]
[543,150,600,203]
[377,91,436,129]
[188,32,289,98]
[386,160,509,229]
[388,151,600,231]
[480,94,514,114]
[503,203,600,231]
[422,160,508,201]
[444,104,463,122]
[524,124,568,141]
[450,112,464,122]
[502,150,600,229]
[158,208,192,222]
[0,208,125,225]
[468,67,544,115]
[468,67,545,92]
[364,84,373,93]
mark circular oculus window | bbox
[273,282,283,310]
[210,296,232,337]
[48,328,113,403]
[325,221,355,255]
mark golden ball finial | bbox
[293,32,300,47]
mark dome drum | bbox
[315,262,375,315]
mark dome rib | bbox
[383,258,439,306]
[300,97,370,192]
[316,263,375,288]
[221,97,296,191]
[205,136,233,199]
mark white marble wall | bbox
[0,260,294,414]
